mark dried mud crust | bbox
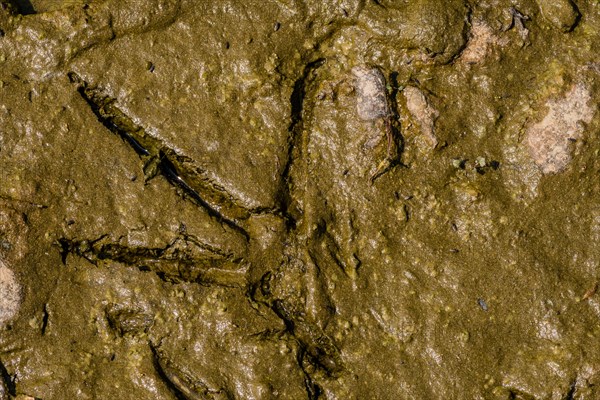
[1,0,600,399]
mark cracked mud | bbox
[1,0,600,399]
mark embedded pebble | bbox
[0,259,21,326]
[403,86,439,148]
[352,66,389,121]
[526,84,594,174]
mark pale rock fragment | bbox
[460,21,506,64]
[403,86,439,148]
[0,259,21,326]
[352,66,389,121]
[526,84,595,174]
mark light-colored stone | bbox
[0,259,21,326]
[526,84,595,174]
[460,21,505,64]
[403,86,439,148]
[352,66,389,121]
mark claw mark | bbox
[298,347,323,400]
[565,379,576,400]
[41,303,49,335]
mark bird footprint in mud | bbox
[351,66,402,183]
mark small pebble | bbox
[352,66,389,121]
[477,298,488,311]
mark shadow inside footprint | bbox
[8,0,35,15]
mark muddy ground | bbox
[1,0,600,399]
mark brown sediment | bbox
[1,0,600,399]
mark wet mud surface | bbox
[1,0,600,399]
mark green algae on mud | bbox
[1,0,600,399]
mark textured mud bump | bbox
[536,0,580,32]
[525,84,595,174]
[0,260,21,326]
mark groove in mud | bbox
[150,344,232,400]
[150,345,193,400]
[0,358,15,398]
[68,72,250,238]
[298,346,324,400]
[278,58,326,229]
[57,235,248,288]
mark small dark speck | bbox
[477,298,488,311]
[273,22,281,32]
[567,137,576,142]
[225,41,230,50]
[146,61,155,73]
[178,223,187,233]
